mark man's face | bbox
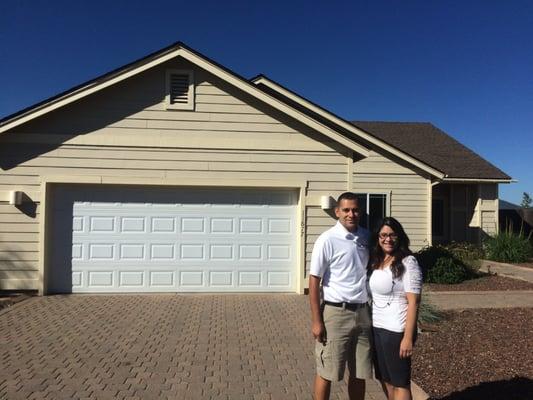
[335,198,360,232]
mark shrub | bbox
[415,245,451,279]
[426,256,469,284]
[445,242,484,272]
[484,227,533,263]
[416,242,484,283]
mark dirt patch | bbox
[424,274,533,292]
[413,308,533,399]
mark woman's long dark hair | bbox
[368,217,412,279]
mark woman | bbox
[368,217,422,400]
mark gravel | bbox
[413,308,533,399]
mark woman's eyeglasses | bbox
[379,232,398,240]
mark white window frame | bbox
[354,192,390,231]
[165,69,195,110]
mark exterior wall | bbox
[0,57,445,291]
[353,151,431,251]
[432,182,499,245]
[479,183,499,236]
[450,184,479,243]
[0,59,350,290]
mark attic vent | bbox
[166,70,194,110]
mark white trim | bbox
[347,153,354,191]
[442,178,514,183]
[0,49,186,133]
[427,179,432,246]
[253,76,446,179]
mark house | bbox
[0,42,512,295]
[499,200,532,236]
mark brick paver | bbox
[0,294,384,399]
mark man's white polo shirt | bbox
[310,221,369,303]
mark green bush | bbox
[415,245,451,279]
[445,242,484,272]
[484,227,533,263]
[426,257,469,284]
[415,242,483,283]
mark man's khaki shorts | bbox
[315,303,372,381]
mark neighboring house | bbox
[0,42,511,294]
[499,200,532,236]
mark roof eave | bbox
[252,75,446,179]
[0,43,371,158]
[441,177,515,184]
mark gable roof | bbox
[252,75,445,178]
[352,121,511,181]
[0,42,370,158]
[0,42,510,182]
[253,75,511,182]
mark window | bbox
[165,70,195,110]
[355,193,388,232]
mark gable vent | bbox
[166,69,194,110]
[170,74,190,104]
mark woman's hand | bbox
[399,337,413,359]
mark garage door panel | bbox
[50,186,297,293]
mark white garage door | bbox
[49,185,298,293]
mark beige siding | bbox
[479,184,498,235]
[353,151,430,250]
[0,57,437,290]
[0,203,40,288]
[0,59,350,290]
[305,207,339,273]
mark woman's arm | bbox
[400,255,422,358]
[399,291,420,358]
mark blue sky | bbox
[1,0,531,204]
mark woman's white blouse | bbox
[368,255,422,333]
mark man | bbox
[309,192,372,400]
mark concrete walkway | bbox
[479,259,533,283]
[425,260,533,310]
[425,290,533,310]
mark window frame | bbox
[354,191,390,231]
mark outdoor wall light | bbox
[9,191,24,206]
[320,195,336,210]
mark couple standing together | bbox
[310,192,422,400]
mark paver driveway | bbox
[0,294,384,399]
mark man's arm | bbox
[309,274,326,343]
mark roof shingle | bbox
[352,121,511,180]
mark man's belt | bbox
[324,301,367,311]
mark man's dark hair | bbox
[336,192,358,205]
[368,217,412,279]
